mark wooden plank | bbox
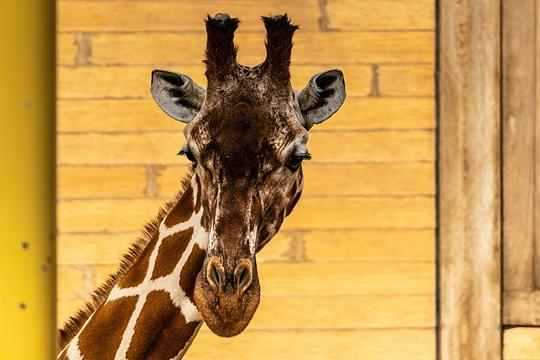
[56,34,76,67]
[304,229,435,262]
[57,166,147,199]
[439,0,501,358]
[56,32,434,67]
[191,328,435,360]
[57,297,86,327]
[504,327,540,359]
[57,97,435,132]
[56,65,372,98]
[57,131,434,165]
[504,291,540,326]
[58,294,434,332]
[154,163,435,198]
[326,0,434,31]
[502,0,535,292]
[57,233,137,265]
[302,162,435,196]
[58,195,434,233]
[240,295,434,329]
[57,0,320,32]
[153,165,191,198]
[245,262,434,296]
[57,265,93,300]
[57,99,175,133]
[56,64,202,98]
[535,0,540,291]
[57,198,165,233]
[57,231,295,265]
[379,64,434,97]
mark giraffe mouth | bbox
[193,259,261,337]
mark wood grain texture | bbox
[502,0,536,292]
[439,0,501,358]
[56,33,76,66]
[188,328,435,360]
[57,0,320,32]
[379,64,434,97]
[304,229,435,262]
[504,327,540,359]
[57,166,147,199]
[504,291,540,325]
[326,0,434,31]
[535,0,540,292]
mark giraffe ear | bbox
[296,69,346,129]
[151,69,206,123]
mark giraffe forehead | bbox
[192,102,302,161]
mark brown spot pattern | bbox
[164,186,193,227]
[179,244,206,298]
[78,296,138,359]
[151,228,193,280]
[119,233,158,288]
[126,291,199,360]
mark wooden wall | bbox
[56,1,435,358]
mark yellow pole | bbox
[0,0,55,358]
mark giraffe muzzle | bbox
[194,255,261,337]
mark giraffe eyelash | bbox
[178,145,197,163]
[287,151,311,171]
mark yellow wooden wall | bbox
[56,1,436,358]
[0,1,55,359]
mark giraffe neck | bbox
[58,174,209,360]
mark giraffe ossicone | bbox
[58,12,345,359]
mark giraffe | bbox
[58,13,346,359]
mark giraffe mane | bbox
[58,173,193,349]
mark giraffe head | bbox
[150,13,345,337]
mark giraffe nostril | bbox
[234,261,253,294]
[206,260,224,292]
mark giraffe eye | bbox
[287,151,311,171]
[178,145,196,163]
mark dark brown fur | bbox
[150,228,193,280]
[126,291,199,359]
[77,296,138,359]
[262,15,299,84]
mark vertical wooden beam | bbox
[502,0,535,293]
[534,0,540,290]
[439,0,502,358]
